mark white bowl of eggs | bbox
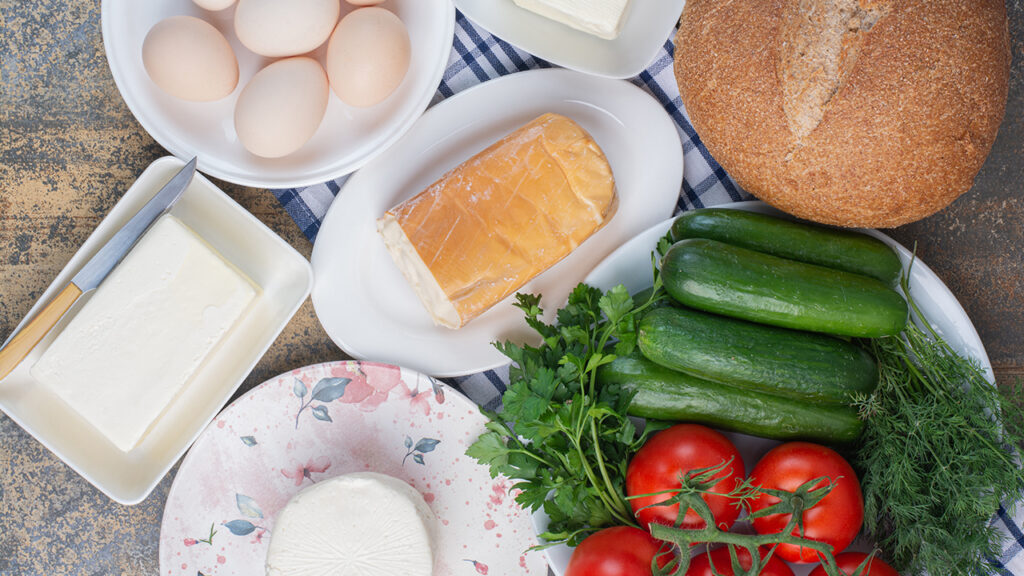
[102,0,456,188]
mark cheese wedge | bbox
[378,113,617,329]
[265,473,436,576]
[31,215,257,452]
[513,0,632,40]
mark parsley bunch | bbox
[467,280,668,546]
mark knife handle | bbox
[0,283,82,381]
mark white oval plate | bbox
[101,0,454,188]
[455,0,685,79]
[538,201,994,576]
[159,361,547,575]
[311,68,683,377]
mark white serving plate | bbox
[159,361,547,575]
[101,0,455,188]
[0,157,313,504]
[455,0,685,79]
[538,201,995,575]
[310,68,684,377]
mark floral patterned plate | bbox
[159,361,546,576]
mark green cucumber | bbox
[662,239,908,337]
[671,209,903,284]
[638,307,877,404]
[598,354,864,444]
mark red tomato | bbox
[749,442,863,563]
[627,424,745,531]
[687,547,795,576]
[565,527,670,576]
[808,552,900,576]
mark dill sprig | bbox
[852,274,1024,575]
[998,377,1024,452]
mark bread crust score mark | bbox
[779,0,890,141]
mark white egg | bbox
[345,0,386,5]
[327,7,411,108]
[142,16,238,102]
[192,0,237,11]
[234,57,330,158]
[234,0,341,57]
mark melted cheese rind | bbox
[378,113,617,329]
[31,215,257,452]
[266,472,436,576]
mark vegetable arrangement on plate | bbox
[468,208,1024,575]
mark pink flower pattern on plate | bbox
[158,362,545,576]
[333,363,403,412]
[281,457,331,486]
[401,373,447,416]
[183,522,216,547]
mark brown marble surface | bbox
[0,1,1021,574]
[0,2,343,573]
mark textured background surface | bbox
[0,0,1021,574]
[0,1,342,573]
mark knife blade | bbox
[0,157,197,380]
[72,157,196,292]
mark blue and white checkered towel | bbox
[271,11,1024,572]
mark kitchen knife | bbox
[0,157,197,381]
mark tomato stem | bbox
[645,469,857,576]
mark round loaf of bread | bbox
[674,0,1010,227]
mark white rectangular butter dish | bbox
[0,156,313,504]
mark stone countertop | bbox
[0,2,342,573]
[0,1,1021,574]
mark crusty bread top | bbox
[675,0,1010,227]
[384,113,616,326]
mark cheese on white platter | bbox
[31,215,257,453]
[512,0,632,40]
[266,472,436,576]
[377,213,461,329]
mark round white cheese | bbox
[265,472,436,576]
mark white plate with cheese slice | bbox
[0,157,312,504]
[159,361,548,575]
[455,0,685,79]
[311,68,683,377]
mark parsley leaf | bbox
[467,280,668,546]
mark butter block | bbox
[513,0,632,40]
[31,215,257,453]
